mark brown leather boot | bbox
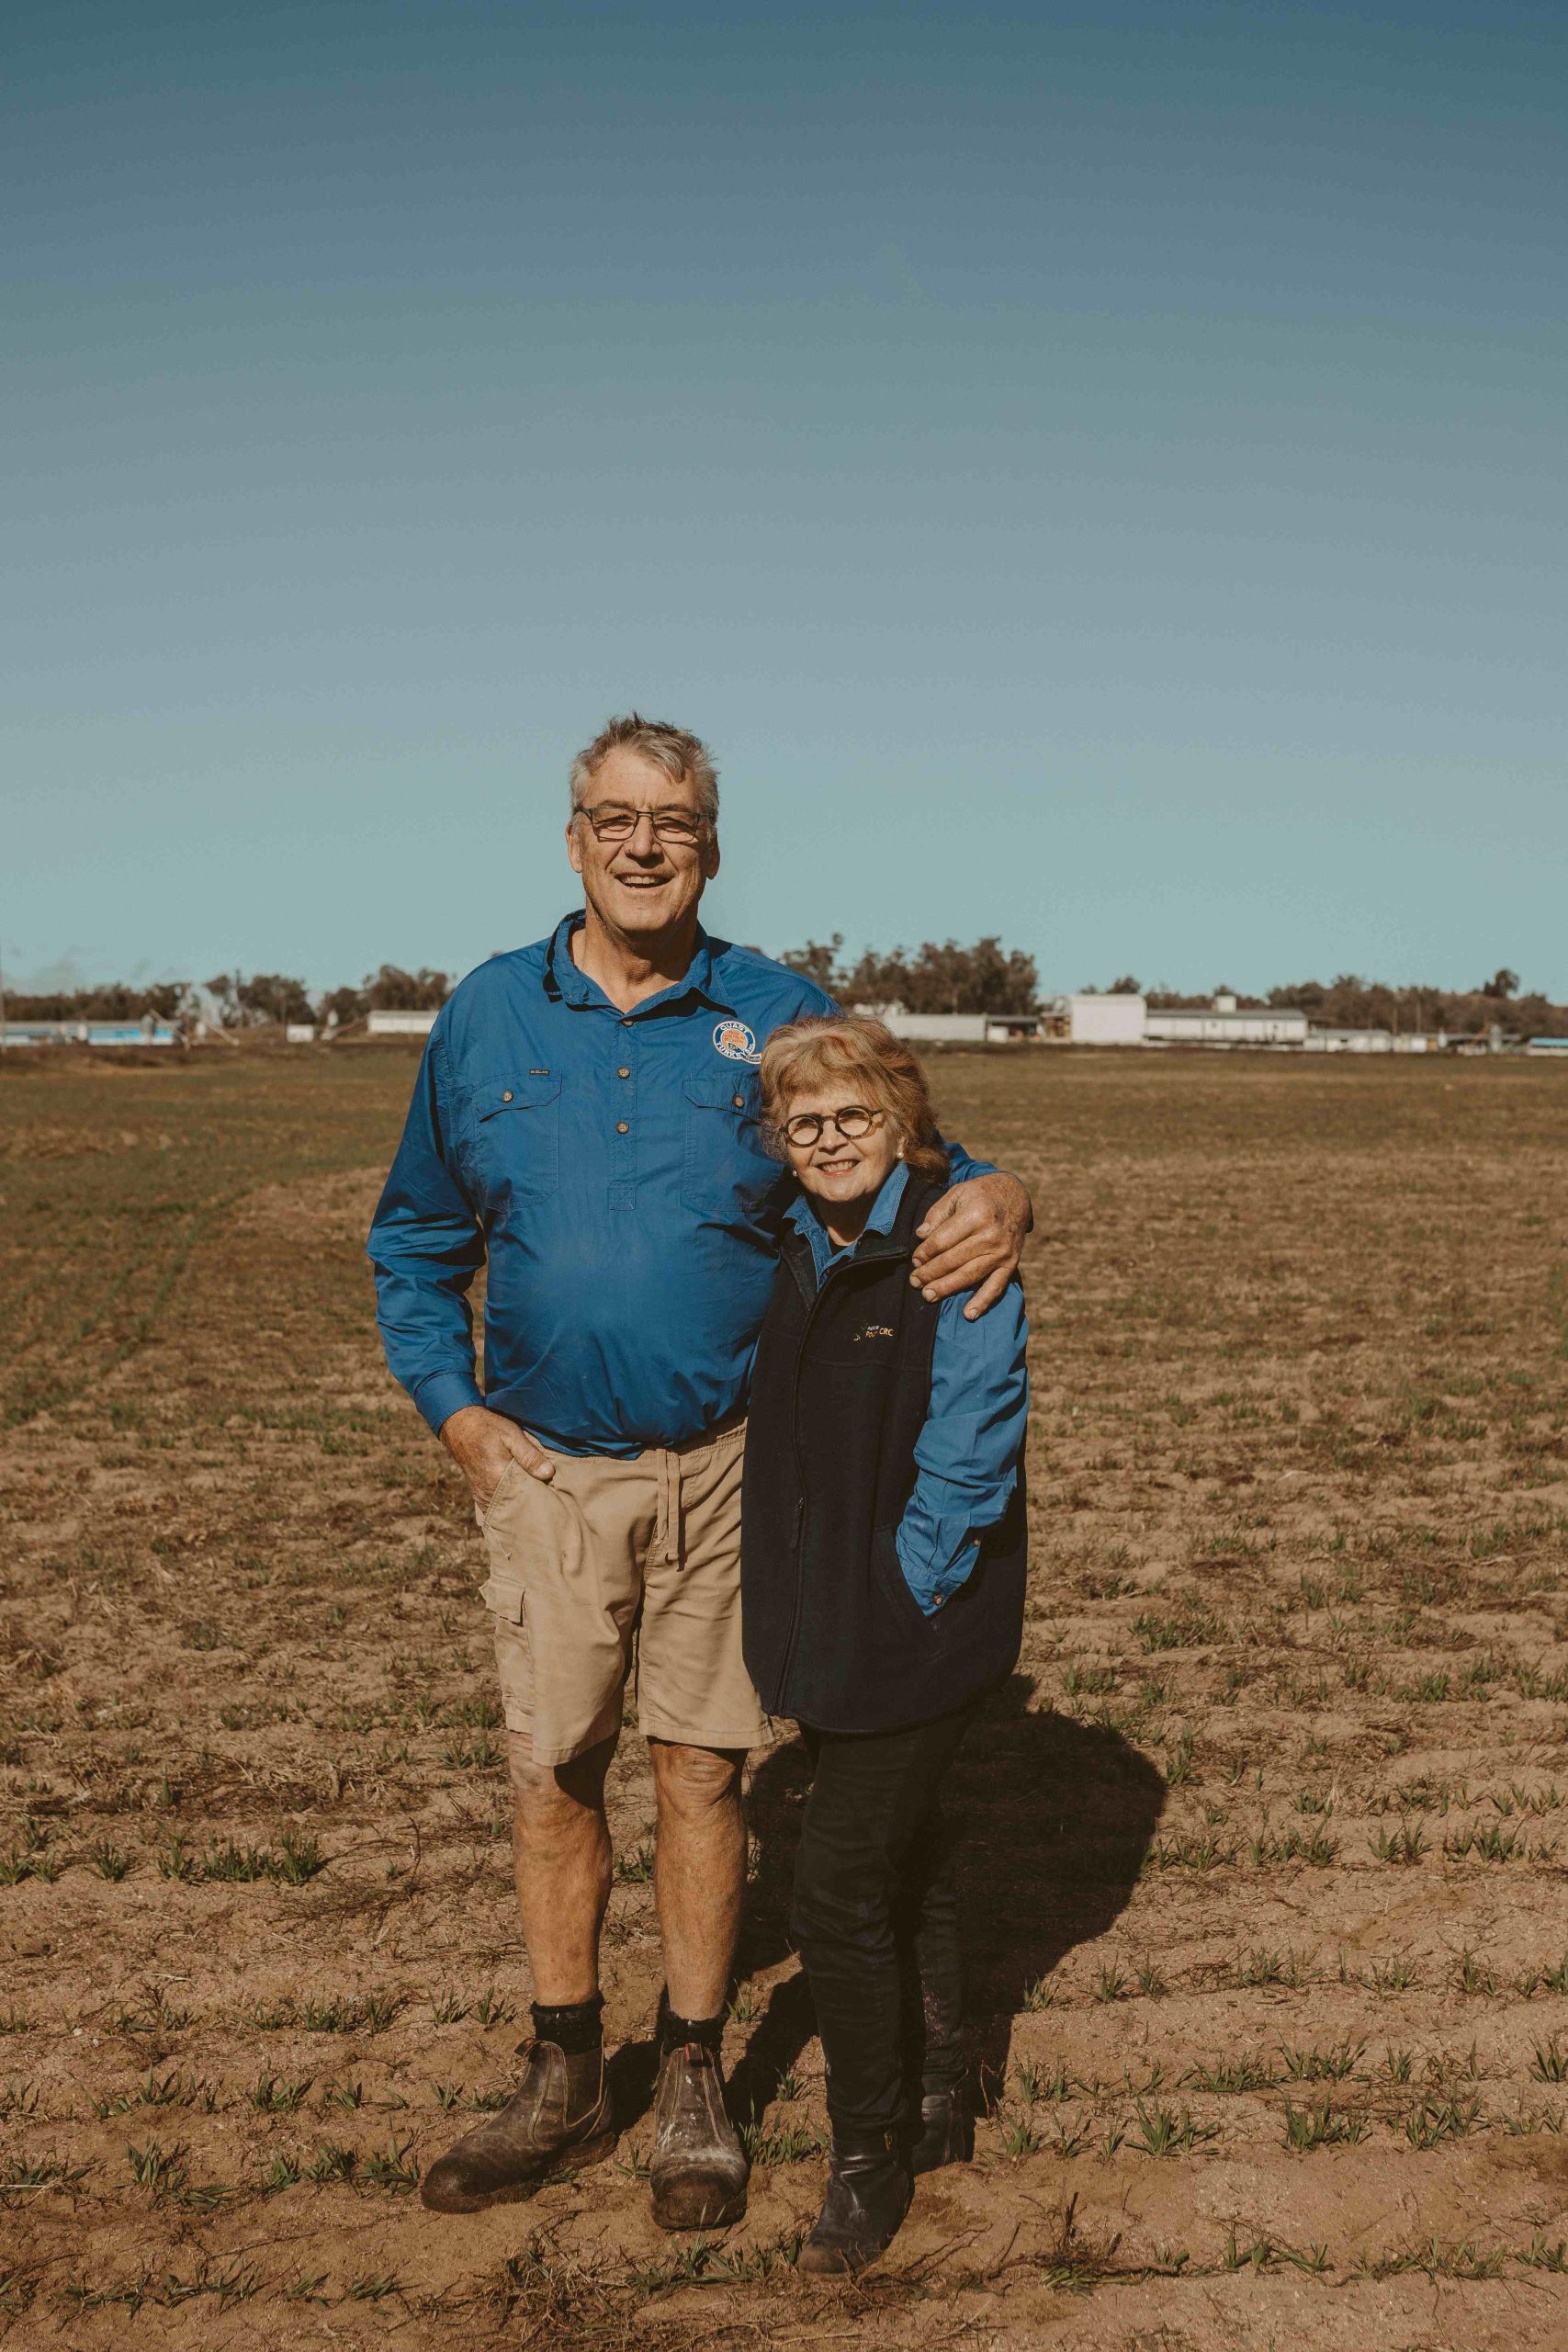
[649,2040,750,2230]
[420,2038,615,2213]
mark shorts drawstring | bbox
[652,1446,682,1572]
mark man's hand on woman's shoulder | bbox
[910,1171,1032,1320]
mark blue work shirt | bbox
[367,913,991,1457]
[788,1162,1029,1615]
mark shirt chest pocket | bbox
[465,1073,562,1203]
[682,1069,782,1222]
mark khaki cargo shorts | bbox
[475,1416,770,1767]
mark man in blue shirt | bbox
[368,713,1031,2228]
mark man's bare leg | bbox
[420,1728,618,2212]
[649,1739,747,2018]
[507,1728,615,2003]
[644,1737,750,2228]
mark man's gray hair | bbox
[568,713,719,822]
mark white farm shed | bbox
[367,1009,439,1036]
[1145,999,1308,1047]
[1303,1027,1394,1054]
[1045,993,1148,1046]
[878,1012,989,1045]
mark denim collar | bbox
[786,1159,911,1283]
[542,910,725,1015]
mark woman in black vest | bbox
[742,1015,1028,2274]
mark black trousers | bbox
[790,1701,978,2140]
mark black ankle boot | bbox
[797,2127,913,2275]
[909,2082,973,2174]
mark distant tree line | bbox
[4,979,194,1023]
[1118,969,1568,1039]
[6,964,452,1029]
[12,956,1565,1039]
[780,935,1041,1016]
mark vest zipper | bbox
[771,1243,900,1713]
[772,1264,826,1713]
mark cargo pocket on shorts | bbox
[481,1564,526,1624]
[481,1563,536,1734]
[477,1460,559,1619]
[477,1478,534,1727]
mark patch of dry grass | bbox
[3,1044,1567,2349]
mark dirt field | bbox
[4,1043,1568,2350]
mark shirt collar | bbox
[542,911,725,1013]
[786,1158,911,1261]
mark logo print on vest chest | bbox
[853,1323,895,1343]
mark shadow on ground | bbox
[696,1673,1168,2129]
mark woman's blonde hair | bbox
[758,1014,949,1184]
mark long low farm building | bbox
[1046,992,1307,1046]
[1044,994,1471,1051]
[1146,996,1309,1046]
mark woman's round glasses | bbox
[781,1105,884,1147]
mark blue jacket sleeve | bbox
[895,1280,1029,1615]
[367,1022,488,1434]
[936,1133,996,1182]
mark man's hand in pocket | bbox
[439,1405,555,1510]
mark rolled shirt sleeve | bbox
[367,1022,488,1434]
[895,1279,1029,1615]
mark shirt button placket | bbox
[609,1042,636,1211]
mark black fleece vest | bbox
[740,1172,1026,1734]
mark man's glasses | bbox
[579,802,708,847]
[781,1105,885,1148]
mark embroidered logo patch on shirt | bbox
[854,1323,895,1342]
[712,1019,761,1065]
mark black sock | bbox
[531,1994,604,2055]
[658,1987,726,2056]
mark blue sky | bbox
[6,0,1564,999]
